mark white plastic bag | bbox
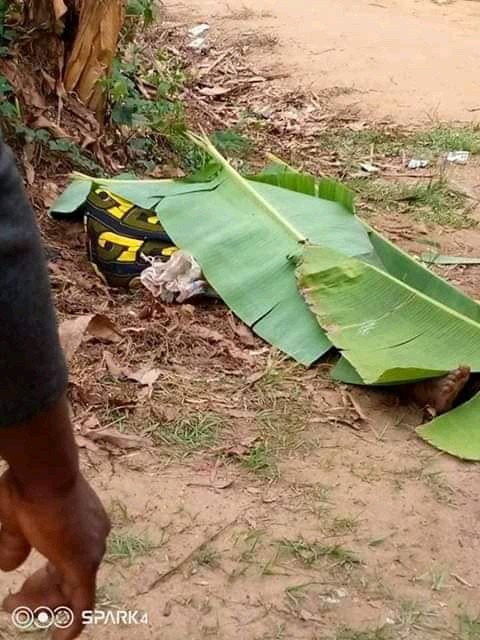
[140,251,210,303]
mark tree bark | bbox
[64,0,124,115]
[25,0,124,117]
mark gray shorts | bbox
[0,138,68,426]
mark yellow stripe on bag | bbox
[98,232,143,263]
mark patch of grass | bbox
[126,0,157,26]
[108,499,133,526]
[194,545,221,568]
[242,442,278,479]
[335,628,392,640]
[96,585,121,609]
[413,125,480,154]
[154,413,222,450]
[106,531,156,563]
[330,515,360,535]
[458,613,480,640]
[351,177,475,228]
[396,600,424,630]
[430,568,448,592]
[211,129,253,157]
[422,470,456,506]
[318,124,480,170]
[235,529,265,562]
[278,538,359,568]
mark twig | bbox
[451,572,473,588]
[146,517,238,591]
[346,391,368,422]
[382,172,436,179]
[185,90,227,127]
[201,49,232,76]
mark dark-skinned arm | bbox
[0,138,109,640]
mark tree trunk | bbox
[25,0,124,117]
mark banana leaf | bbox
[154,137,376,364]
[331,229,480,383]
[298,245,480,384]
[51,139,376,365]
[417,392,480,461]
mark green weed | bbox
[351,177,474,228]
[458,613,480,640]
[106,531,156,563]
[126,0,157,26]
[154,413,222,450]
[335,628,392,640]
[413,125,480,154]
[278,538,359,567]
[242,442,278,479]
[211,129,253,156]
[331,515,359,535]
[194,546,221,568]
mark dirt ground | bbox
[2,2,480,640]
[169,0,480,123]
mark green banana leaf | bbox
[51,140,376,365]
[420,251,480,266]
[298,245,480,384]
[331,229,480,383]
[154,137,376,365]
[417,392,480,461]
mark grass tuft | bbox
[154,413,222,450]
[106,531,156,563]
[278,538,359,567]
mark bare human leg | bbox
[410,366,471,415]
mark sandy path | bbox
[167,0,480,123]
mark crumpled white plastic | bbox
[140,250,210,303]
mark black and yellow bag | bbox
[83,188,177,288]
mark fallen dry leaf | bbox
[60,314,122,362]
[87,314,122,342]
[215,436,260,460]
[87,428,149,450]
[246,370,265,385]
[226,408,257,419]
[75,434,100,452]
[228,315,256,347]
[33,115,70,140]
[103,350,126,378]
[127,366,161,387]
[59,315,95,362]
[198,85,233,97]
[194,326,225,343]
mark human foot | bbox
[411,366,471,415]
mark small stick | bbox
[346,391,368,422]
[145,517,238,591]
[451,573,473,588]
[202,49,232,76]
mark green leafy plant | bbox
[0,75,16,119]
[126,0,156,26]
[102,51,192,169]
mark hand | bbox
[0,469,110,640]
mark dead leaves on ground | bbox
[75,414,150,454]
[103,351,161,388]
[59,313,122,362]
